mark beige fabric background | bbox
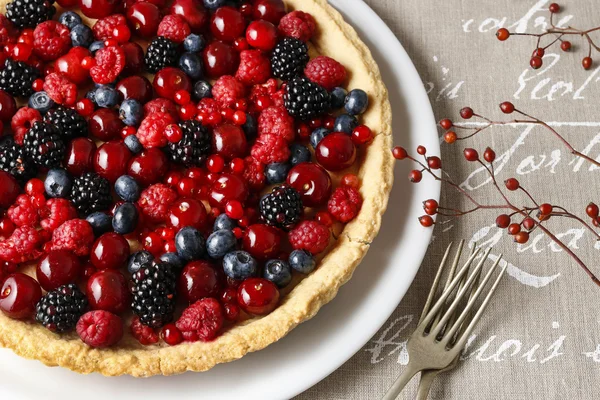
[298,0,600,399]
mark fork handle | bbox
[381,364,420,400]
[416,369,441,400]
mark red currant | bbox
[237,278,280,315]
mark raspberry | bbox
[7,194,39,227]
[196,97,220,116]
[138,183,178,223]
[0,15,18,46]
[11,107,42,145]
[77,311,124,348]
[32,21,70,61]
[243,156,266,191]
[250,134,290,164]
[136,111,176,149]
[175,298,224,342]
[304,56,347,91]
[250,78,278,101]
[40,198,77,231]
[90,46,126,85]
[43,73,77,106]
[0,225,42,264]
[50,218,95,256]
[278,11,316,42]
[212,75,246,108]
[328,186,363,223]
[157,15,191,43]
[92,14,127,41]
[258,106,295,142]
[235,50,271,86]
[131,315,159,345]
[288,220,330,254]
[143,98,179,121]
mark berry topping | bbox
[250,133,290,164]
[271,37,308,81]
[288,220,330,254]
[237,277,279,315]
[278,10,316,42]
[40,198,77,231]
[77,310,124,348]
[178,260,222,303]
[86,269,129,314]
[0,273,42,319]
[0,225,42,264]
[8,194,39,227]
[92,14,126,40]
[90,45,126,84]
[69,172,112,216]
[158,14,191,44]
[6,0,56,29]
[44,72,77,106]
[212,75,246,108]
[258,106,294,142]
[284,76,330,120]
[304,56,347,91]
[50,218,95,256]
[0,59,40,98]
[137,111,177,149]
[145,36,179,73]
[35,283,88,332]
[130,315,159,345]
[131,260,177,328]
[36,249,80,291]
[138,183,178,223]
[175,297,224,342]
[236,49,272,85]
[23,121,65,168]
[167,120,211,166]
[32,21,70,61]
[259,186,303,229]
[328,186,363,223]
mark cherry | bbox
[351,125,373,145]
[252,0,286,25]
[0,273,42,319]
[86,269,129,314]
[76,98,95,117]
[286,162,332,207]
[211,6,245,42]
[161,323,184,345]
[221,287,237,303]
[55,47,90,85]
[90,232,131,270]
[127,148,169,187]
[126,1,161,38]
[203,41,239,79]
[36,250,81,292]
[153,67,192,100]
[0,171,20,209]
[142,231,164,257]
[57,0,78,6]
[120,42,145,76]
[94,141,132,183]
[242,224,282,261]
[246,20,277,51]
[79,0,118,19]
[0,89,16,122]
[170,0,209,33]
[237,278,280,315]
[315,132,357,172]
[178,260,223,303]
[64,137,96,176]
[167,197,208,230]
[212,123,247,160]
[89,108,125,141]
[116,76,153,104]
[223,303,240,321]
[208,173,249,208]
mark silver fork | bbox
[381,242,506,400]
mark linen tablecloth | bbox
[298,0,600,398]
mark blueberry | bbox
[70,24,93,48]
[127,250,154,274]
[124,134,143,154]
[203,0,226,10]
[89,40,105,54]
[114,175,141,202]
[179,52,204,80]
[263,259,292,288]
[28,91,55,114]
[265,162,291,184]
[223,251,258,280]
[193,80,212,100]
[160,252,184,270]
[85,89,97,105]
[58,11,82,30]
[95,86,121,108]
[86,212,113,237]
[176,227,206,261]
[44,168,72,198]
[112,202,139,235]
[183,33,206,52]
[290,143,311,165]
[119,99,143,126]
[289,250,316,274]
[344,89,369,115]
[334,114,358,134]
[242,113,257,139]
[206,229,237,259]
[330,87,348,109]
[214,214,236,231]
[310,127,331,149]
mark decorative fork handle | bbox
[381,363,421,400]
[415,369,442,400]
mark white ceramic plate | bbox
[0,1,440,398]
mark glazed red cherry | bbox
[242,224,282,261]
[168,198,208,230]
[0,89,16,122]
[161,323,184,345]
[246,20,277,51]
[252,0,286,24]
[55,47,91,85]
[315,132,357,172]
[0,273,42,319]
[90,232,131,270]
[170,0,209,33]
[127,148,168,187]
[36,250,81,292]
[64,137,96,176]
[0,171,19,208]
[178,260,223,303]
[209,173,249,208]
[142,231,164,257]
[237,278,280,315]
[79,0,118,19]
[89,109,125,141]
[94,141,132,183]
[86,270,129,314]
[211,6,246,43]
[286,162,332,207]
[203,40,239,78]
[120,42,145,76]
[126,1,161,38]
[212,123,247,160]
[153,67,192,100]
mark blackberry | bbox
[35,284,88,333]
[69,172,112,216]
[0,139,36,183]
[22,121,65,168]
[44,107,88,140]
[145,36,179,73]
[5,0,56,28]
[259,186,303,229]
[271,38,309,81]
[0,59,40,98]
[131,260,177,328]
[284,76,331,120]
[167,120,211,166]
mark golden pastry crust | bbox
[0,0,394,376]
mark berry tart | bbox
[0,0,393,376]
